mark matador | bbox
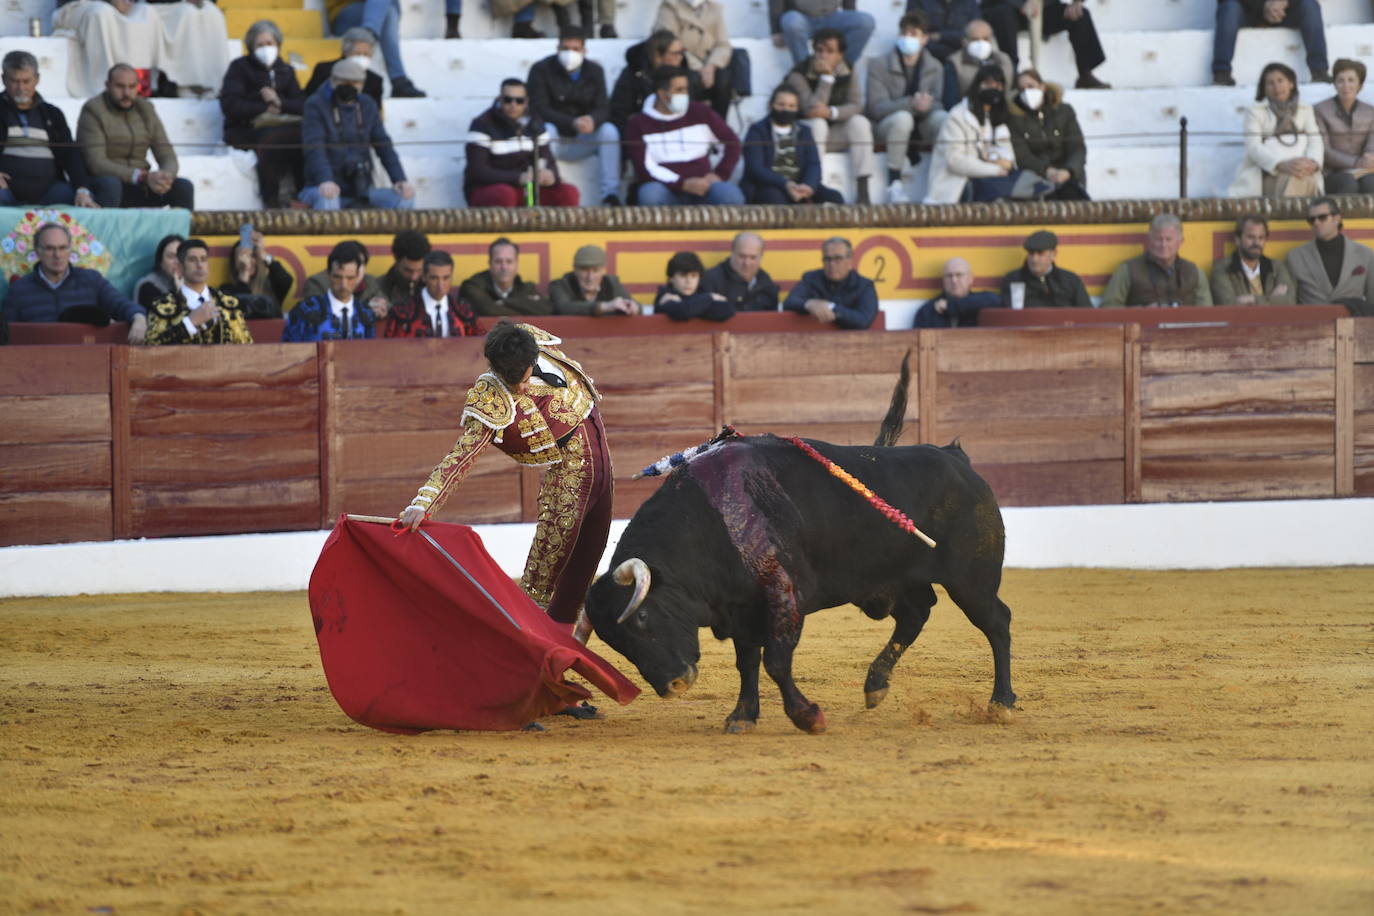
[400,321,614,630]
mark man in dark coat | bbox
[782,236,878,329]
[2,222,146,341]
[999,230,1092,310]
[703,233,781,312]
[527,28,621,205]
[464,78,579,208]
[0,51,96,207]
[459,237,552,317]
[916,256,1003,326]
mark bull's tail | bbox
[874,350,912,448]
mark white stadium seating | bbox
[0,0,1370,208]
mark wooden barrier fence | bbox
[3,320,1371,548]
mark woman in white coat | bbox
[925,63,1046,204]
[1228,61,1324,199]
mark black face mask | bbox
[334,84,358,104]
[770,109,799,126]
[976,87,1005,109]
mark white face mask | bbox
[253,44,279,68]
[558,49,584,72]
[896,35,924,57]
[668,92,690,115]
[348,54,372,71]
[1020,87,1044,110]
[966,39,993,62]
[686,0,706,6]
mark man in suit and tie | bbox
[1285,197,1374,314]
[144,238,253,345]
[283,242,379,341]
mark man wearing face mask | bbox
[742,85,844,205]
[527,28,621,207]
[624,66,744,207]
[941,18,1012,110]
[298,58,415,210]
[784,28,876,204]
[906,0,981,63]
[980,1,1110,89]
[867,11,947,203]
[1006,68,1088,200]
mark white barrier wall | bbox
[1,499,1370,598]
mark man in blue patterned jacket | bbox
[282,241,378,340]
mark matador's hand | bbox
[400,506,427,531]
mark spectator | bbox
[867,11,948,203]
[326,0,426,96]
[133,233,183,310]
[782,236,878,329]
[55,0,230,99]
[219,20,306,208]
[144,238,253,345]
[0,51,96,207]
[927,64,1048,203]
[998,230,1091,309]
[304,27,385,108]
[785,28,876,204]
[466,78,579,208]
[527,29,621,206]
[625,66,744,206]
[1285,197,1374,311]
[655,251,732,321]
[548,244,641,315]
[741,85,844,205]
[1007,68,1088,200]
[1314,59,1374,195]
[375,230,431,310]
[906,0,981,62]
[915,256,1002,326]
[703,232,781,312]
[582,0,618,37]
[497,0,575,39]
[299,59,414,211]
[1229,61,1323,199]
[980,1,1110,89]
[2,222,146,342]
[1210,215,1296,305]
[220,229,294,318]
[1101,213,1213,308]
[942,19,1013,110]
[1213,0,1330,87]
[459,237,552,317]
[299,240,386,313]
[383,251,482,337]
[284,243,377,340]
[78,64,194,209]
[653,0,734,117]
[771,1,875,66]
[609,31,705,133]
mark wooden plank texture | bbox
[728,373,919,426]
[973,460,1124,507]
[1141,455,1335,502]
[335,431,512,483]
[130,388,320,437]
[0,443,112,492]
[1141,323,1334,374]
[1355,411,1374,496]
[928,415,1124,464]
[128,432,320,486]
[1141,369,1334,416]
[1336,319,1354,497]
[596,383,716,429]
[1355,364,1374,410]
[126,343,318,388]
[1353,318,1374,363]
[937,369,1123,422]
[333,387,469,434]
[930,326,1124,372]
[0,345,109,396]
[0,490,111,547]
[0,394,111,444]
[330,338,487,387]
[130,479,321,538]
[331,474,524,525]
[727,331,916,379]
[601,428,719,474]
[1140,414,1336,458]
[577,334,716,386]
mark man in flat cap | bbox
[298,57,414,210]
[999,229,1092,309]
[548,244,640,315]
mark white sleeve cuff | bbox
[181,316,200,337]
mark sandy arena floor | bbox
[1,568,1371,915]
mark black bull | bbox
[585,361,1016,734]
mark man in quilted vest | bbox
[77,63,194,209]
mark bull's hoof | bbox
[987,701,1015,724]
[789,704,827,734]
[723,718,756,735]
[864,687,889,709]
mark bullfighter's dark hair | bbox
[666,251,704,277]
[176,238,210,264]
[484,321,539,387]
[391,229,431,262]
[423,250,454,271]
[327,240,366,271]
[812,27,846,53]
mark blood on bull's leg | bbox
[755,560,825,734]
[724,643,762,734]
[863,586,936,709]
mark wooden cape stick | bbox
[345,514,399,524]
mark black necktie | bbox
[341,306,350,339]
[433,302,445,337]
[533,369,566,388]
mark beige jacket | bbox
[1284,235,1374,305]
[76,92,178,184]
[652,0,733,70]
[1227,100,1324,198]
[1313,96,1374,177]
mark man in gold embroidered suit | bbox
[144,238,253,345]
[400,321,613,631]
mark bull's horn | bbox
[613,558,652,625]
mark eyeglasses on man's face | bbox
[1307,212,1335,225]
[501,95,527,105]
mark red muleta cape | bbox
[308,515,640,734]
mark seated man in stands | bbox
[741,86,845,205]
[867,11,948,203]
[979,0,1110,89]
[465,78,580,208]
[326,0,426,96]
[655,251,733,321]
[625,67,744,207]
[1285,197,1374,312]
[942,19,1013,110]
[548,244,641,315]
[1213,0,1330,86]
[907,0,980,62]
[527,28,621,206]
[379,230,432,309]
[0,51,97,208]
[304,27,385,107]
[298,59,415,211]
[382,251,482,338]
[1100,213,1213,308]
[609,30,705,133]
[284,243,379,340]
[299,240,386,314]
[459,237,552,316]
[782,236,878,329]
[1,223,145,342]
[144,239,253,345]
[1210,215,1296,306]
[785,28,876,204]
[916,256,1003,326]
[703,232,781,312]
[771,0,875,66]
[78,64,194,210]
[998,230,1091,309]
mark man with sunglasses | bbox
[1285,197,1374,312]
[465,77,580,207]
